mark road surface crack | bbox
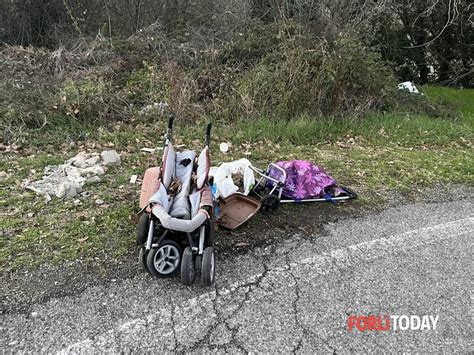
[287,255,336,353]
[169,297,179,351]
[185,260,272,352]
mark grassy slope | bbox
[0,86,473,272]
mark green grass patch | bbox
[424,86,474,119]
[209,112,471,148]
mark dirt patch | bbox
[215,200,366,257]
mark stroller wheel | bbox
[138,247,149,273]
[181,247,195,286]
[205,218,215,247]
[340,186,358,199]
[201,247,215,286]
[146,240,182,278]
[136,213,149,245]
[260,194,280,215]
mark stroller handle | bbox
[205,122,212,147]
[165,114,174,144]
[167,114,174,130]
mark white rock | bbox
[31,311,39,318]
[64,166,85,185]
[56,182,77,200]
[84,156,100,167]
[101,150,121,166]
[82,166,105,176]
[85,176,102,185]
[95,199,105,205]
[26,150,111,200]
[70,152,89,168]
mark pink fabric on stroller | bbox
[268,160,342,199]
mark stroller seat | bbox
[148,142,212,233]
[170,150,196,219]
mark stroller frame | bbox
[250,163,357,214]
[137,115,216,286]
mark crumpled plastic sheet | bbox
[209,158,255,199]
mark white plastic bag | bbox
[210,158,255,199]
[220,177,239,197]
[397,81,424,95]
[243,165,255,195]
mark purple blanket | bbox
[268,160,342,200]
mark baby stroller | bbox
[136,115,215,286]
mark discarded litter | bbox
[218,193,261,230]
[213,159,357,229]
[140,147,156,153]
[24,150,120,200]
[140,147,164,153]
[209,158,255,199]
[136,115,216,286]
[219,142,229,153]
[397,81,424,95]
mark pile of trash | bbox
[24,150,121,201]
[210,157,357,229]
[210,158,255,199]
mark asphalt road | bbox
[2,200,473,352]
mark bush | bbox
[125,63,168,106]
[218,22,281,69]
[228,32,396,119]
[1,21,451,144]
